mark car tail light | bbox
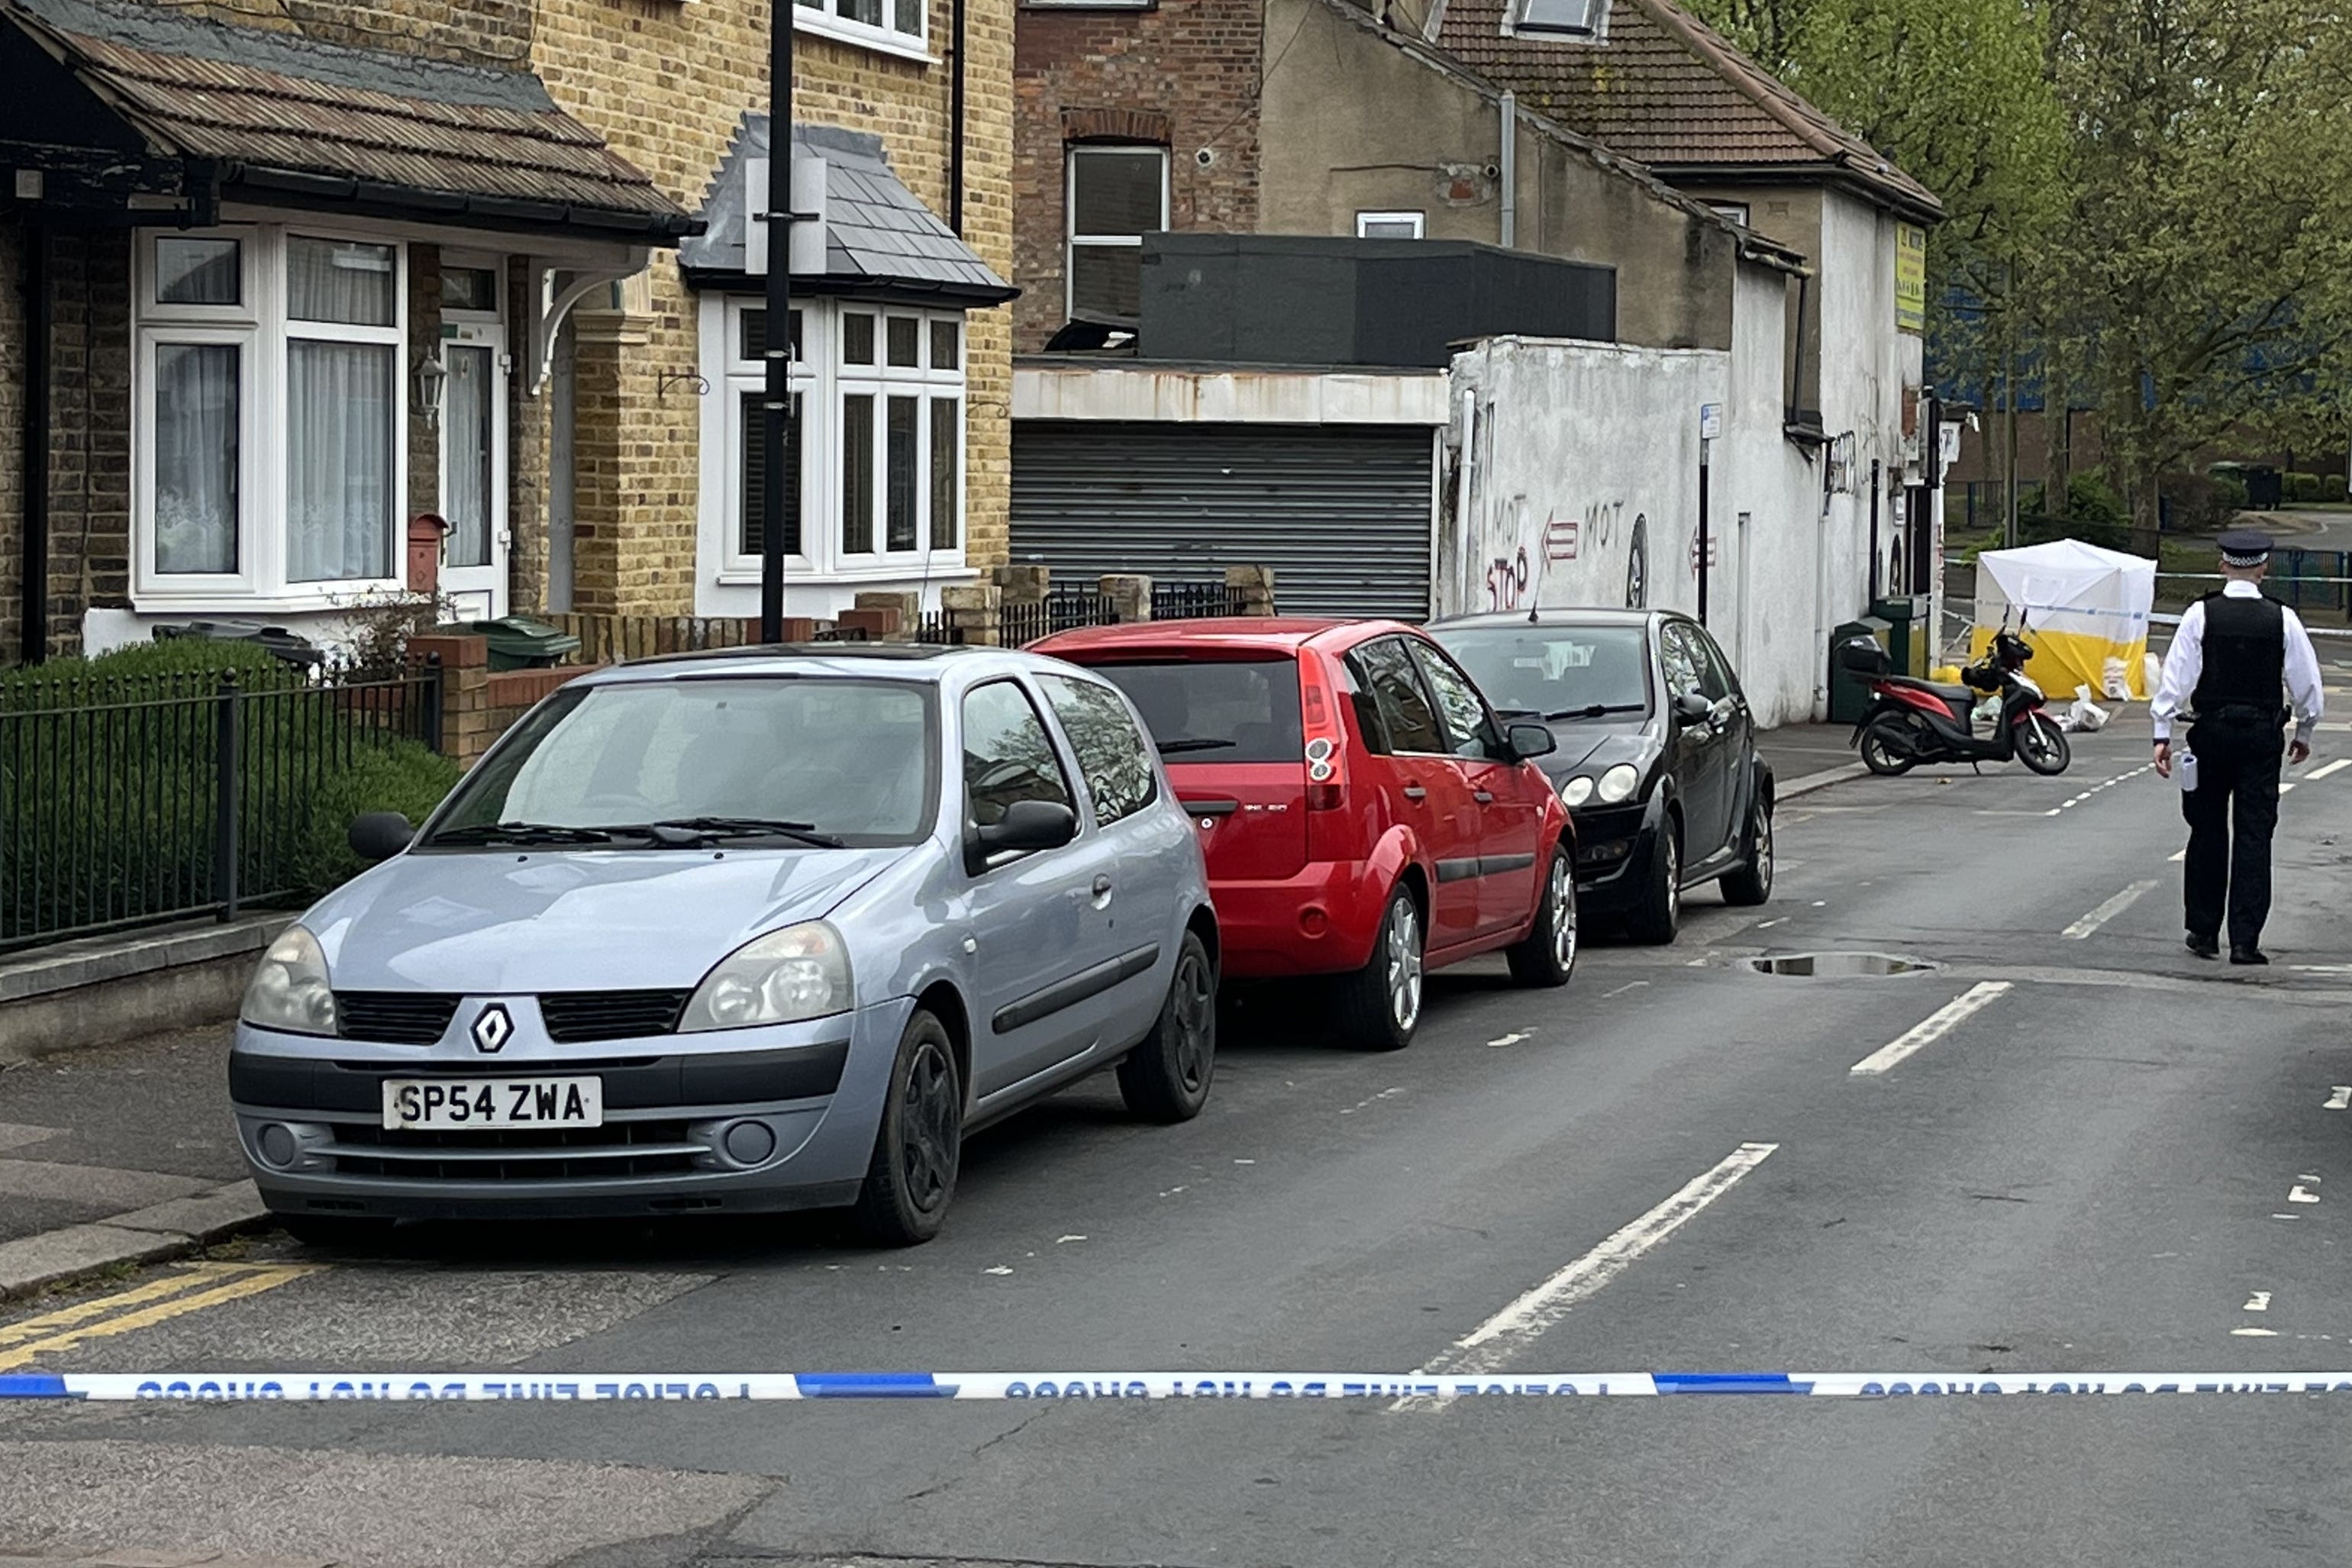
[1299,650,1347,811]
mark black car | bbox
[1428,608,1773,943]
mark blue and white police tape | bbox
[8,1372,2352,1402]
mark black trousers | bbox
[2181,716,2285,946]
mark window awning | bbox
[0,0,697,242]
[682,115,1015,307]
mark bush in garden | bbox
[2162,470,2245,534]
[1,641,458,944]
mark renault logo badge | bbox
[471,1003,513,1054]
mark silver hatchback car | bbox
[231,644,1220,1245]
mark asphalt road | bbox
[9,718,2352,1566]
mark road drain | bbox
[1745,952,1941,977]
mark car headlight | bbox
[1596,763,1640,805]
[1561,776,1595,808]
[242,926,337,1037]
[680,921,853,1032]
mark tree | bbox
[1685,0,2069,373]
[1692,0,2352,547]
[2046,0,2352,545]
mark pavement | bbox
[18,700,2352,1563]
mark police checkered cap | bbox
[2218,528,2273,568]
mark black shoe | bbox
[2231,946,2270,966]
[2186,933,2220,959]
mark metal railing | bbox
[0,661,443,951]
[2158,549,2352,628]
[999,588,1120,649]
[1150,580,1247,621]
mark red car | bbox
[1033,618,1576,1050]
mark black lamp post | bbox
[758,2,794,643]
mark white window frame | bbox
[702,295,967,587]
[1503,0,1605,37]
[1065,145,1170,322]
[436,249,511,618]
[1356,211,1427,239]
[133,223,409,611]
[793,0,934,64]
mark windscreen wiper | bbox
[1156,737,1239,754]
[646,816,849,849]
[427,821,619,847]
[1545,703,1649,721]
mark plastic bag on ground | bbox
[2102,656,2131,700]
[2144,651,2163,694]
[2064,684,2111,734]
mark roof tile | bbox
[1437,0,1941,216]
[5,0,686,226]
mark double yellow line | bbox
[0,1261,324,1370]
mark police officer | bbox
[2150,528,2325,963]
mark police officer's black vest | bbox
[2192,590,2286,715]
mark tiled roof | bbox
[683,117,1015,302]
[1436,0,1942,218]
[3,0,692,234]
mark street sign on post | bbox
[1696,405,1718,625]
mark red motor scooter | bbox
[1841,624,2070,776]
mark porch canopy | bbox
[0,0,695,243]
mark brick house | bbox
[1007,0,1815,616]
[0,0,1014,663]
[1014,0,1776,357]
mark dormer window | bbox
[1507,0,1602,36]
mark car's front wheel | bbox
[1720,794,1773,906]
[853,1009,962,1246]
[1118,929,1218,1122]
[1624,815,1682,944]
[1505,844,1578,986]
[1334,886,1424,1051]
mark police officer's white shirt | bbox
[2150,579,2325,744]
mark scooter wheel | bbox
[2017,713,2070,776]
[1858,714,1918,776]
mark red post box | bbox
[408,514,450,594]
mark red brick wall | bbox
[1013,0,1267,353]
[41,231,133,658]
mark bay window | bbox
[134,225,407,605]
[710,295,966,585]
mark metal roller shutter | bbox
[1011,423,1436,619]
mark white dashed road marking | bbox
[1849,982,2012,1076]
[2063,880,2160,939]
[2310,758,2352,780]
[1399,1143,1779,1392]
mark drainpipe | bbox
[1498,92,1517,250]
[18,222,47,665]
[949,0,967,235]
[1453,390,1479,615]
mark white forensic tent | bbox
[1972,540,2158,701]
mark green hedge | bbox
[1,643,459,944]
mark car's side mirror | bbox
[1673,692,1714,724]
[1505,722,1557,761]
[970,799,1078,868]
[349,811,415,862]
